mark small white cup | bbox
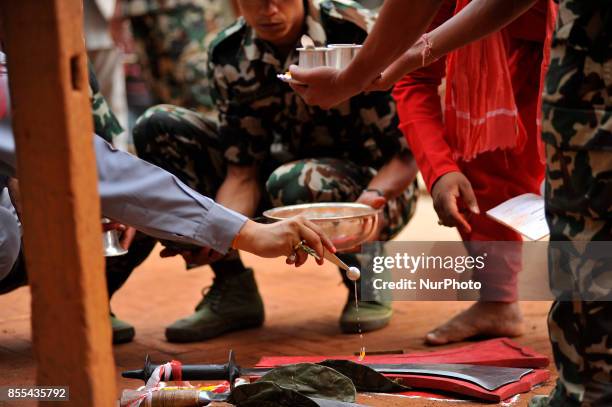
[326,44,362,69]
[297,47,329,68]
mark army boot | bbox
[338,246,393,333]
[111,313,135,344]
[165,268,264,342]
[340,285,393,333]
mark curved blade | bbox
[242,363,533,391]
[363,363,533,391]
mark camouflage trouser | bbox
[538,145,612,407]
[132,105,417,242]
[530,2,612,404]
[129,5,215,110]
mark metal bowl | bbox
[263,202,379,251]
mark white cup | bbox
[326,44,362,69]
[297,47,329,68]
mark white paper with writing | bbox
[486,193,550,240]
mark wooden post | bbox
[1,1,116,405]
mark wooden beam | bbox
[1,1,116,405]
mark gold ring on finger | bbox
[293,239,306,251]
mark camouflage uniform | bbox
[355,0,384,10]
[533,1,612,406]
[134,106,417,242]
[133,0,417,244]
[89,63,124,143]
[122,0,236,110]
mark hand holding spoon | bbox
[296,242,361,281]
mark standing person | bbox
[530,1,612,405]
[389,0,551,345]
[84,0,130,151]
[130,0,419,343]
[288,0,558,343]
[120,0,238,111]
[289,0,612,403]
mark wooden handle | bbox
[149,390,201,407]
[297,243,350,272]
[121,389,202,407]
[323,250,350,272]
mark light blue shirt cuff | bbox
[195,204,248,254]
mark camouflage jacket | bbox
[208,0,408,169]
[121,0,235,21]
[88,64,123,143]
[541,0,611,151]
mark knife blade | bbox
[122,351,533,391]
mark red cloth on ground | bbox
[392,2,548,302]
[255,338,551,403]
[256,338,549,368]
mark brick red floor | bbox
[0,196,556,406]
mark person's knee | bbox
[132,104,182,154]
[267,158,365,206]
[133,104,218,157]
[266,160,315,206]
[0,207,20,281]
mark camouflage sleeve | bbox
[541,0,612,151]
[208,56,270,166]
[326,0,377,33]
[358,91,410,162]
[88,63,124,144]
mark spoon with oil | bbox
[296,242,366,361]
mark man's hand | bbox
[234,217,336,267]
[101,221,136,250]
[7,177,21,220]
[119,226,136,250]
[288,65,361,109]
[356,190,386,243]
[182,247,224,266]
[159,246,224,267]
[357,190,387,210]
[431,171,479,233]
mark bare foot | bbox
[425,302,524,346]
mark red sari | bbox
[393,0,552,301]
